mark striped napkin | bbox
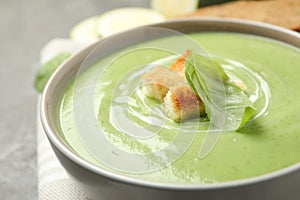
[37,39,95,200]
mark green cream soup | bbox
[59,32,300,184]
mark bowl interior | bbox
[41,18,300,189]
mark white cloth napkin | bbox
[37,39,95,200]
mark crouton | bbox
[141,51,206,122]
[170,49,190,75]
[140,66,186,101]
[164,84,205,122]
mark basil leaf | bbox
[185,49,255,131]
[34,52,71,93]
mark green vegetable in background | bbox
[198,0,233,7]
[185,49,256,131]
[34,52,71,93]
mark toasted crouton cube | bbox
[164,84,205,122]
[170,49,190,76]
[140,66,186,101]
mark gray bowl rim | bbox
[41,17,300,191]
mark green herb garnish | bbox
[34,52,71,93]
[185,49,256,131]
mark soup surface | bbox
[59,32,300,184]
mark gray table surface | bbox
[0,0,149,199]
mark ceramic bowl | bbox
[41,18,300,200]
